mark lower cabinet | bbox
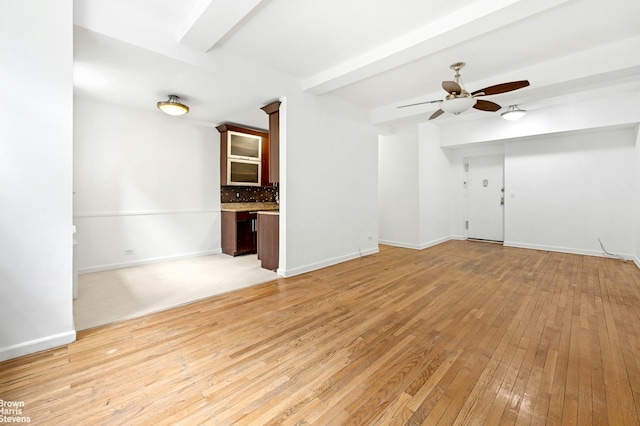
[257,213,279,271]
[221,211,257,256]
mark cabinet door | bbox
[261,101,281,183]
[268,110,279,183]
[228,160,261,186]
[261,136,270,186]
[229,132,261,160]
[217,123,269,187]
[221,211,236,255]
[257,213,279,271]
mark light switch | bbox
[510,191,516,198]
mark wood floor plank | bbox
[1,241,640,425]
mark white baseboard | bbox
[0,330,76,362]
[419,236,454,250]
[504,241,637,264]
[378,239,421,250]
[280,247,379,278]
[378,237,639,271]
[379,236,461,250]
[79,249,223,274]
[78,242,640,277]
[504,241,602,257]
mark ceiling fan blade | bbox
[429,109,445,120]
[442,81,462,95]
[397,100,442,108]
[473,99,501,112]
[471,80,529,96]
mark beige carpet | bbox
[73,254,278,330]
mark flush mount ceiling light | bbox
[157,94,189,116]
[501,104,526,121]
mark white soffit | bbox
[301,0,569,95]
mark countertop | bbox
[221,202,279,212]
[257,210,279,216]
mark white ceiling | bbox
[73,0,640,129]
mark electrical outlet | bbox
[236,192,240,198]
[124,249,134,255]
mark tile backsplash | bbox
[221,186,279,203]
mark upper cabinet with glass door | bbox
[217,123,269,187]
[228,131,261,161]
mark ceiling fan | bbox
[398,62,529,120]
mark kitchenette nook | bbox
[218,101,281,272]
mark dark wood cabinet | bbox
[221,210,257,256]
[257,212,279,271]
[261,136,270,186]
[217,123,269,186]
[261,101,281,183]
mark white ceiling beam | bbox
[302,0,569,96]
[178,0,265,52]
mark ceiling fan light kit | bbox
[501,104,526,121]
[398,62,529,120]
[157,94,189,116]
[440,97,476,114]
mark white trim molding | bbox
[378,239,421,250]
[279,247,379,278]
[73,208,220,218]
[504,241,636,264]
[0,330,76,362]
[379,236,462,251]
[78,249,222,274]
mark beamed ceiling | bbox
[73,0,640,129]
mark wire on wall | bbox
[598,238,626,262]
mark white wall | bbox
[504,128,636,256]
[378,123,453,249]
[0,0,75,361]
[441,91,640,262]
[281,93,379,276]
[73,97,220,272]
[447,128,637,258]
[418,123,452,246]
[378,126,420,248]
[635,127,640,266]
[379,115,639,264]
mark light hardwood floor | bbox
[2,241,640,425]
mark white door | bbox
[466,155,504,242]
